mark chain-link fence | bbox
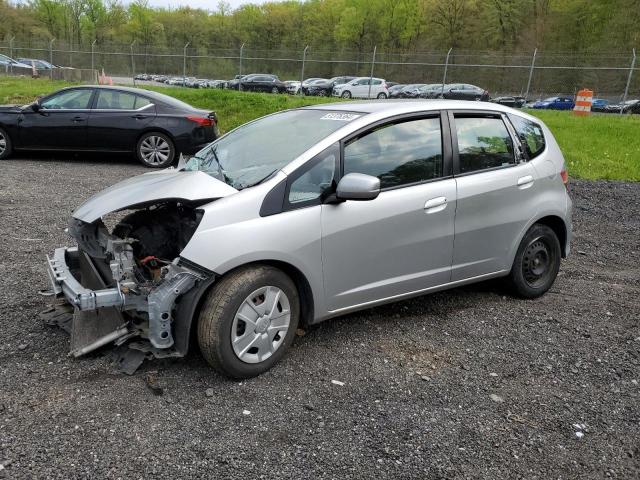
[1,40,638,103]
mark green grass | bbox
[1,77,638,181]
[524,109,640,181]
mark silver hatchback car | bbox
[45,101,572,378]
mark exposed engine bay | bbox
[44,201,214,373]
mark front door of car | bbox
[321,114,456,312]
[449,111,538,281]
[351,79,369,97]
[18,88,94,149]
[87,90,156,151]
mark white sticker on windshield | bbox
[320,113,361,121]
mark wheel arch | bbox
[535,215,568,258]
[173,259,315,357]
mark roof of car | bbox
[304,99,520,115]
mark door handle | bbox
[71,116,85,122]
[132,114,147,119]
[517,175,534,188]
[424,196,447,214]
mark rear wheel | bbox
[376,92,387,99]
[507,224,561,298]
[0,127,12,160]
[198,265,300,378]
[136,132,175,168]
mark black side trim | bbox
[259,177,287,217]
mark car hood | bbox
[72,169,238,223]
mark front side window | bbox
[454,116,515,173]
[288,145,337,206]
[41,89,93,109]
[344,117,443,189]
[508,114,545,159]
[95,90,137,110]
[185,109,360,190]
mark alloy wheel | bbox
[140,135,171,166]
[0,131,6,156]
[231,286,291,364]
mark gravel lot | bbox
[0,154,638,479]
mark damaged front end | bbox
[42,171,236,373]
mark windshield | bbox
[542,97,559,102]
[184,109,362,189]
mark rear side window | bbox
[454,116,514,173]
[95,90,137,110]
[344,117,443,188]
[508,114,546,159]
[135,96,152,109]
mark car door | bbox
[449,111,538,281]
[87,89,156,152]
[351,79,369,97]
[321,113,456,312]
[18,88,94,149]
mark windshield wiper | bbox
[238,169,279,190]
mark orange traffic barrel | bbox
[574,89,593,116]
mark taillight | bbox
[560,166,569,190]
[186,115,214,127]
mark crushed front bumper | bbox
[47,247,125,311]
[45,246,204,360]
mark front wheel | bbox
[198,265,300,378]
[341,90,352,98]
[271,86,279,94]
[136,132,176,168]
[507,224,561,298]
[0,127,13,160]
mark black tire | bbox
[377,92,387,99]
[136,131,176,168]
[507,224,561,298]
[271,86,279,94]
[0,127,12,160]
[198,265,300,378]
[341,90,352,98]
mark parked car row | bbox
[1,54,70,71]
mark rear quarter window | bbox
[508,114,546,159]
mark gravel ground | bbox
[0,154,638,479]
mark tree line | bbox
[0,0,638,54]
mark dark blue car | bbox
[531,96,575,110]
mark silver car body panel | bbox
[50,100,572,344]
[180,101,571,324]
[72,169,238,223]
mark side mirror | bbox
[31,101,40,112]
[336,173,380,201]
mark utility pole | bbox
[368,45,377,99]
[183,41,190,86]
[621,49,636,114]
[524,48,537,102]
[300,45,309,95]
[441,48,452,96]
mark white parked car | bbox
[333,77,389,99]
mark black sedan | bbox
[431,83,490,101]
[603,99,640,114]
[302,76,356,96]
[490,96,526,108]
[0,86,219,168]
[237,74,287,93]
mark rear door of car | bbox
[321,112,457,312]
[87,89,156,151]
[18,88,94,149]
[449,110,538,281]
